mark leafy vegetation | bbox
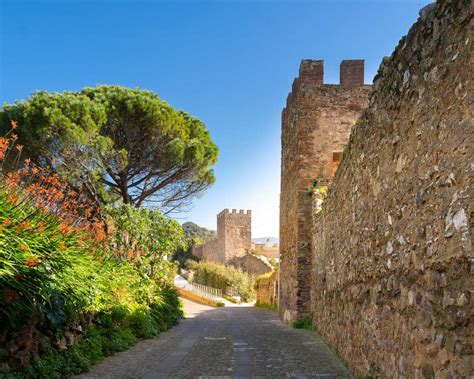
[105,204,184,279]
[182,222,216,243]
[0,122,184,376]
[187,260,255,302]
[292,315,314,331]
[0,86,218,212]
[1,287,181,379]
[171,221,215,268]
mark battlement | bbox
[218,208,252,218]
[297,59,365,86]
[299,59,324,85]
[340,60,364,87]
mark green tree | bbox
[0,86,218,213]
[106,204,185,280]
[182,221,216,242]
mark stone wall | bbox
[193,209,252,264]
[251,243,280,259]
[310,1,473,377]
[255,270,279,308]
[279,59,371,322]
[193,238,219,262]
[230,254,273,276]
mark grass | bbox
[254,301,278,312]
[176,287,225,308]
[292,314,314,331]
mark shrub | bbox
[0,123,184,376]
[187,260,255,302]
[293,315,314,331]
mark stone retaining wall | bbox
[255,270,279,309]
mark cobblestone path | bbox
[76,298,352,379]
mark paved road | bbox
[77,298,353,379]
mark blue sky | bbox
[0,0,431,237]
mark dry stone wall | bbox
[279,60,371,322]
[310,1,473,377]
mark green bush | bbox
[187,261,255,302]
[0,287,183,379]
[293,314,314,331]
[0,178,183,377]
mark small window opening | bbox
[332,151,342,176]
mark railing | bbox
[225,287,239,298]
[176,279,222,301]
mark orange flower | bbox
[59,241,67,251]
[25,256,39,267]
[15,144,23,152]
[7,193,19,205]
[11,134,18,141]
[37,222,45,233]
[2,219,11,227]
[10,120,18,129]
[4,288,18,304]
[19,220,30,230]
[6,172,20,189]
[58,223,72,235]
[19,244,29,252]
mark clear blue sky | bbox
[1,0,431,237]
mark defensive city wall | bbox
[279,0,472,377]
[279,59,371,321]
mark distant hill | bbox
[182,222,216,243]
[252,237,279,247]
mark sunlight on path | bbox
[76,298,352,379]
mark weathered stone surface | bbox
[193,209,251,264]
[279,60,371,322]
[229,254,272,276]
[305,1,472,377]
[255,269,279,308]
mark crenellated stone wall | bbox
[309,1,473,377]
[279,59,371,322]
[193,209,252,264]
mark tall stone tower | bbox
[217,209,252,262]
[279,60,371,322]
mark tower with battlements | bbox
[193,209,252,263]
[279,59,371,322]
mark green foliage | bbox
[171,221,214,269]
[0,288,182,379]
[255,301,278,312]
[171,245,200,270]
[0,181,183,376]
[181,222,216,242]
[187,261,255,302]
[0,186,100,329]
[0,86,219,212]
[293,315,314,331]
[105,204,184,281]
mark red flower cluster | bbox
[1,121,107,245]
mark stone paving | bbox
[76,298,353,379]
